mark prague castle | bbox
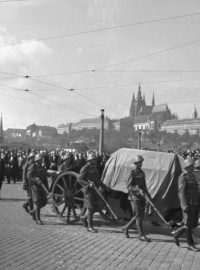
[129,85,172,131]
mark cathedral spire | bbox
[152,92,155,107]
[192,105,198,119]
[129,92,136,118]
[142,93,146,106]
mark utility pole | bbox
[99,109,104,155]
[138,129,142,150]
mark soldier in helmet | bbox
[122,155,151,242]
[78,152,106,233]
[58,152,74,172]
[171,158,200,251]
[194,159,200,171]
[27,153,49,225]
[22,152,35,216]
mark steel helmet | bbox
[63,152,70,161]
[87,152,97,161]
[194,159,200,168]
[27,152,35,161]
[35,154,43,162]
[183,158,194,169]
[134,155,144,164]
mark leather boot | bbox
[87,211,97,233]
[185,228,194,247]
[138,235,151,242]
[122,226,129,238]
[171,226,185,246]
[87,227,97,233]
[136,219,151,242]
[80,216,88,228]
[22,202,29,213]
[188,245,198,251]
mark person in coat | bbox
[22,152,35,217]
[27,153,49,225]
[122,155,151,242]
[78,152,105,233]
[171,158,200,251]
[0,153,5,200]
[58,153,75,172]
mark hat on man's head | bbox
[87,152,97,161]
[28,152,35,161]
[194,159,200,168]
[63,152,71,161]
[35,154,43,162]
[183,158,194,169]
[134,155,144,164]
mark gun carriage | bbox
[46,148,189,226]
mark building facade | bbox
[160,107,200,135]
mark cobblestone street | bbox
[1,183,200,270]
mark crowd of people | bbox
[0,147,109,199]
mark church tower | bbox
[142,94,146,106]
[192,105,198,119]
[0,113,4,144]
[129,92,136,118]
[135,84,143,116]
[152,92,155,107]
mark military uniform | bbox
[22,160,34,213]
[27,163,49,209]
[123,167,150,239]
[172,164,200,249]
[78,155,106,232]
[78,163,103,211]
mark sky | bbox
[0,0,200,129]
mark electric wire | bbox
[98,39,200,70]
[1,11,200,47]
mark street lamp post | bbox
[99,109,104,155]
[138,129,142,150]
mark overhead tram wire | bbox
[25,77,120,116]
[1,11,200,48]
[97,38,200,70]
[0,82,98,117]
[27,92,98,118]
[31,69,200,78]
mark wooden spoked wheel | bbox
[51,171,84,223]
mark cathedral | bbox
[129,85,172,131]
[129,84,155,118]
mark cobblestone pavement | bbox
[1,182,200,270]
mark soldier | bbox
[194,159,200,170]
[171,158,200,251]
[122,155,151,242]
[0,153,5,200]
[78,152,105,233]
[27,154,49,225]
[22,152,35,216]
[58,153,74,172]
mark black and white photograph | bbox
[1,0,200,269]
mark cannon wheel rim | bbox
[51,171,84,223]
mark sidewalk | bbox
[0,182,200,270]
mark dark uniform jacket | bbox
[22,161,33,196]
[27,164,49,190]
[78,163,102,193]
[27,163,49,207]
[178,171,199,209]
[127,169,149,201]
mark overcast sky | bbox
[0,0,200,129]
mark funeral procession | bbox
[1,1,200,270]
